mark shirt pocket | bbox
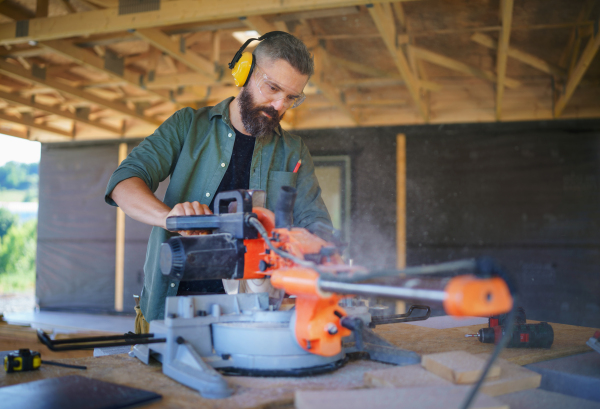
[267,171,298,209]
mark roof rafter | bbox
[0,111,73,138]
[0,0,418,46]
[410,46,522,89]
[0,59,162,126]
[368,2,428,121]
[134,28,215,79]
[554,18,600,117]
[471,33,566,78]
[496,0,514,120]
[0,89,122,135]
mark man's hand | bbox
[166,201,213,236]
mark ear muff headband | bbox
[228,31,288,87]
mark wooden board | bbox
[476,354,541,397]
[364,364,452,388]
[373,321,598,365]
[364,357,541,397]
[421,351,501,384]
[295,386,509,409]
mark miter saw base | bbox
[130,292,421,399]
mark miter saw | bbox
[38,187,515,400]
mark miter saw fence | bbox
[38,188,515,400]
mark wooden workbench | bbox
[0,320,597,409]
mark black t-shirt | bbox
[177,127,256,295]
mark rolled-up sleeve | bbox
[105,109,190,206]
[293,141,332,229]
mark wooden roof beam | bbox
[134,28,215,79]
[0,59,162,126]
[410,46,522,89]
[495,0,514,120]
[0,90,122,134]
[38,39,169,105]
[554,20,600,117]
[0,111,73,138]
[471,33,566,78]
[368,2,428,121]
[558,0,596,70]
[0,0,411,46]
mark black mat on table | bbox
[0,375,161,409]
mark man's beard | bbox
[238,85,283,138]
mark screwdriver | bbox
[466,322,554,348]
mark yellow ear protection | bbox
[228,31,288,87]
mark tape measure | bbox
[4,349,41,373]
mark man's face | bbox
[238,58,308,137]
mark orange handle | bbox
[444,275,513,317]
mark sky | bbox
[0,133,41,166]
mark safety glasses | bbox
[253,65,306,109]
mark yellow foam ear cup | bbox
[231,52,254,87]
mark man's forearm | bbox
[110,177,171,229]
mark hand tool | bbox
[3,348,87,373]
[466,321,554,348]
[38,188,515,400]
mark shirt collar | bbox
[209,96,281,136]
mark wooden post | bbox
[396,134,406,314]
[114,142,127,312]
[396,134,406,269]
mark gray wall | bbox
[299,119,600,328]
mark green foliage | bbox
[0,208,17,238]
[0,219,37,292]
[0,162,39,191]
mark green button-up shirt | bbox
[105,97,331,321]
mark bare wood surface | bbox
[421,351,501,384]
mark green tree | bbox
[0,220,37,291]
[0,208,17,238]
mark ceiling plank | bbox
[471,33,566,78]
[0,90,122,134]
[495,0,514,120]
[558,0,596,69]
[0,0,416,46]
[0,59,162,126]
[0,1,35,20]
[368,2,428,121]
[134,28,215,79]
[554,22,600,117]
[38,39,169,105]
[0,112,73,137]
[35,0,49,18]
[410,45,522,89]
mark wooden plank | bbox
[134,28,215,78]
[39,39,167,104]
[421,351,501,384]
[296,386,508,409]
[496,0,514,120]
[396,133,406,269]
[364,357,541,397]
[0,0,417,46]
[368,3,428,120]
[470,33,566,78]
[35,0,50,18]
[114,142,127,312]
[312,47,358,124]
[0,112,73,137]
[554,24,600,117]
[410,46,521,89]
[0,90,121,134]
[0,1,35,20]
[0,59,161,126]
[558,0,596,69]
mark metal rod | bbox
[318,280,448,302]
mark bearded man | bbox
[105,32,331,332]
